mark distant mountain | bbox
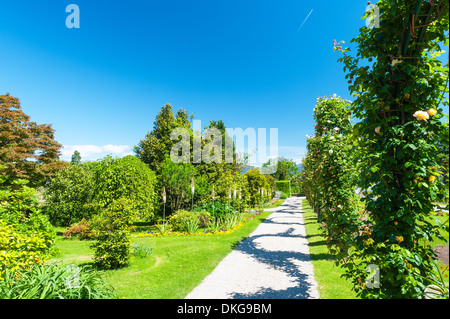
[240,164,257,174]
[240,163,303,175]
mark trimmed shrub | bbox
[0,172,56,275]
[90,198,135,269]
[168,210,196,232]
[94,155,157,222]
[275,181,291,197]
[280,192,289,199]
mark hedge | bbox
[275,181,291,197]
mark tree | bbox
[263,157,300,181]
[244,168,269,208]
[44,163,98,226]
[71,150,81,165]
[134,104,192,174]
[134,104,242,216]
[0,94,66,187]
[158,156,197,215]
[44,155,158,226]
[93,155,157,221]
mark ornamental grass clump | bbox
[0,263,117,299]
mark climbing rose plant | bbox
[302,95,360,258]
[335,0,449,298]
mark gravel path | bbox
[185,197,320,299]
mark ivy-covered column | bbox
[337,0,449,298]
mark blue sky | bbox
[1,1,385,163]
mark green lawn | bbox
[302,199,449,298]
[302,199,359,299]
[49,210,274,299]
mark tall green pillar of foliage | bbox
[302,95,360,255]
[336,0,449,298]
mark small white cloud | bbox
[102,144,131,154]
[61,144,132,162]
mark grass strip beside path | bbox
[302,199,358,299]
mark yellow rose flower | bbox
[413,111,429,121]
[429,175,436,183]
[427,108,437,116]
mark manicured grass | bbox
[423,213,449,249]
[48,210,274,299]
[302,199,358,299]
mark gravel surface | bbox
[185,197,320,299]
[435,245,449,265]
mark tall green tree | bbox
[71,150,82,165]
[134,104,191,174]
[263,157,300,181]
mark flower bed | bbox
[137,211,263,238]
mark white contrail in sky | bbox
[296,9,314,34]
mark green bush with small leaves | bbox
[168,209,211,232]
[0,220,52,277]
[275,181,291,197]
[90,198,135,269]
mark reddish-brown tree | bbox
[0,94,66,186]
